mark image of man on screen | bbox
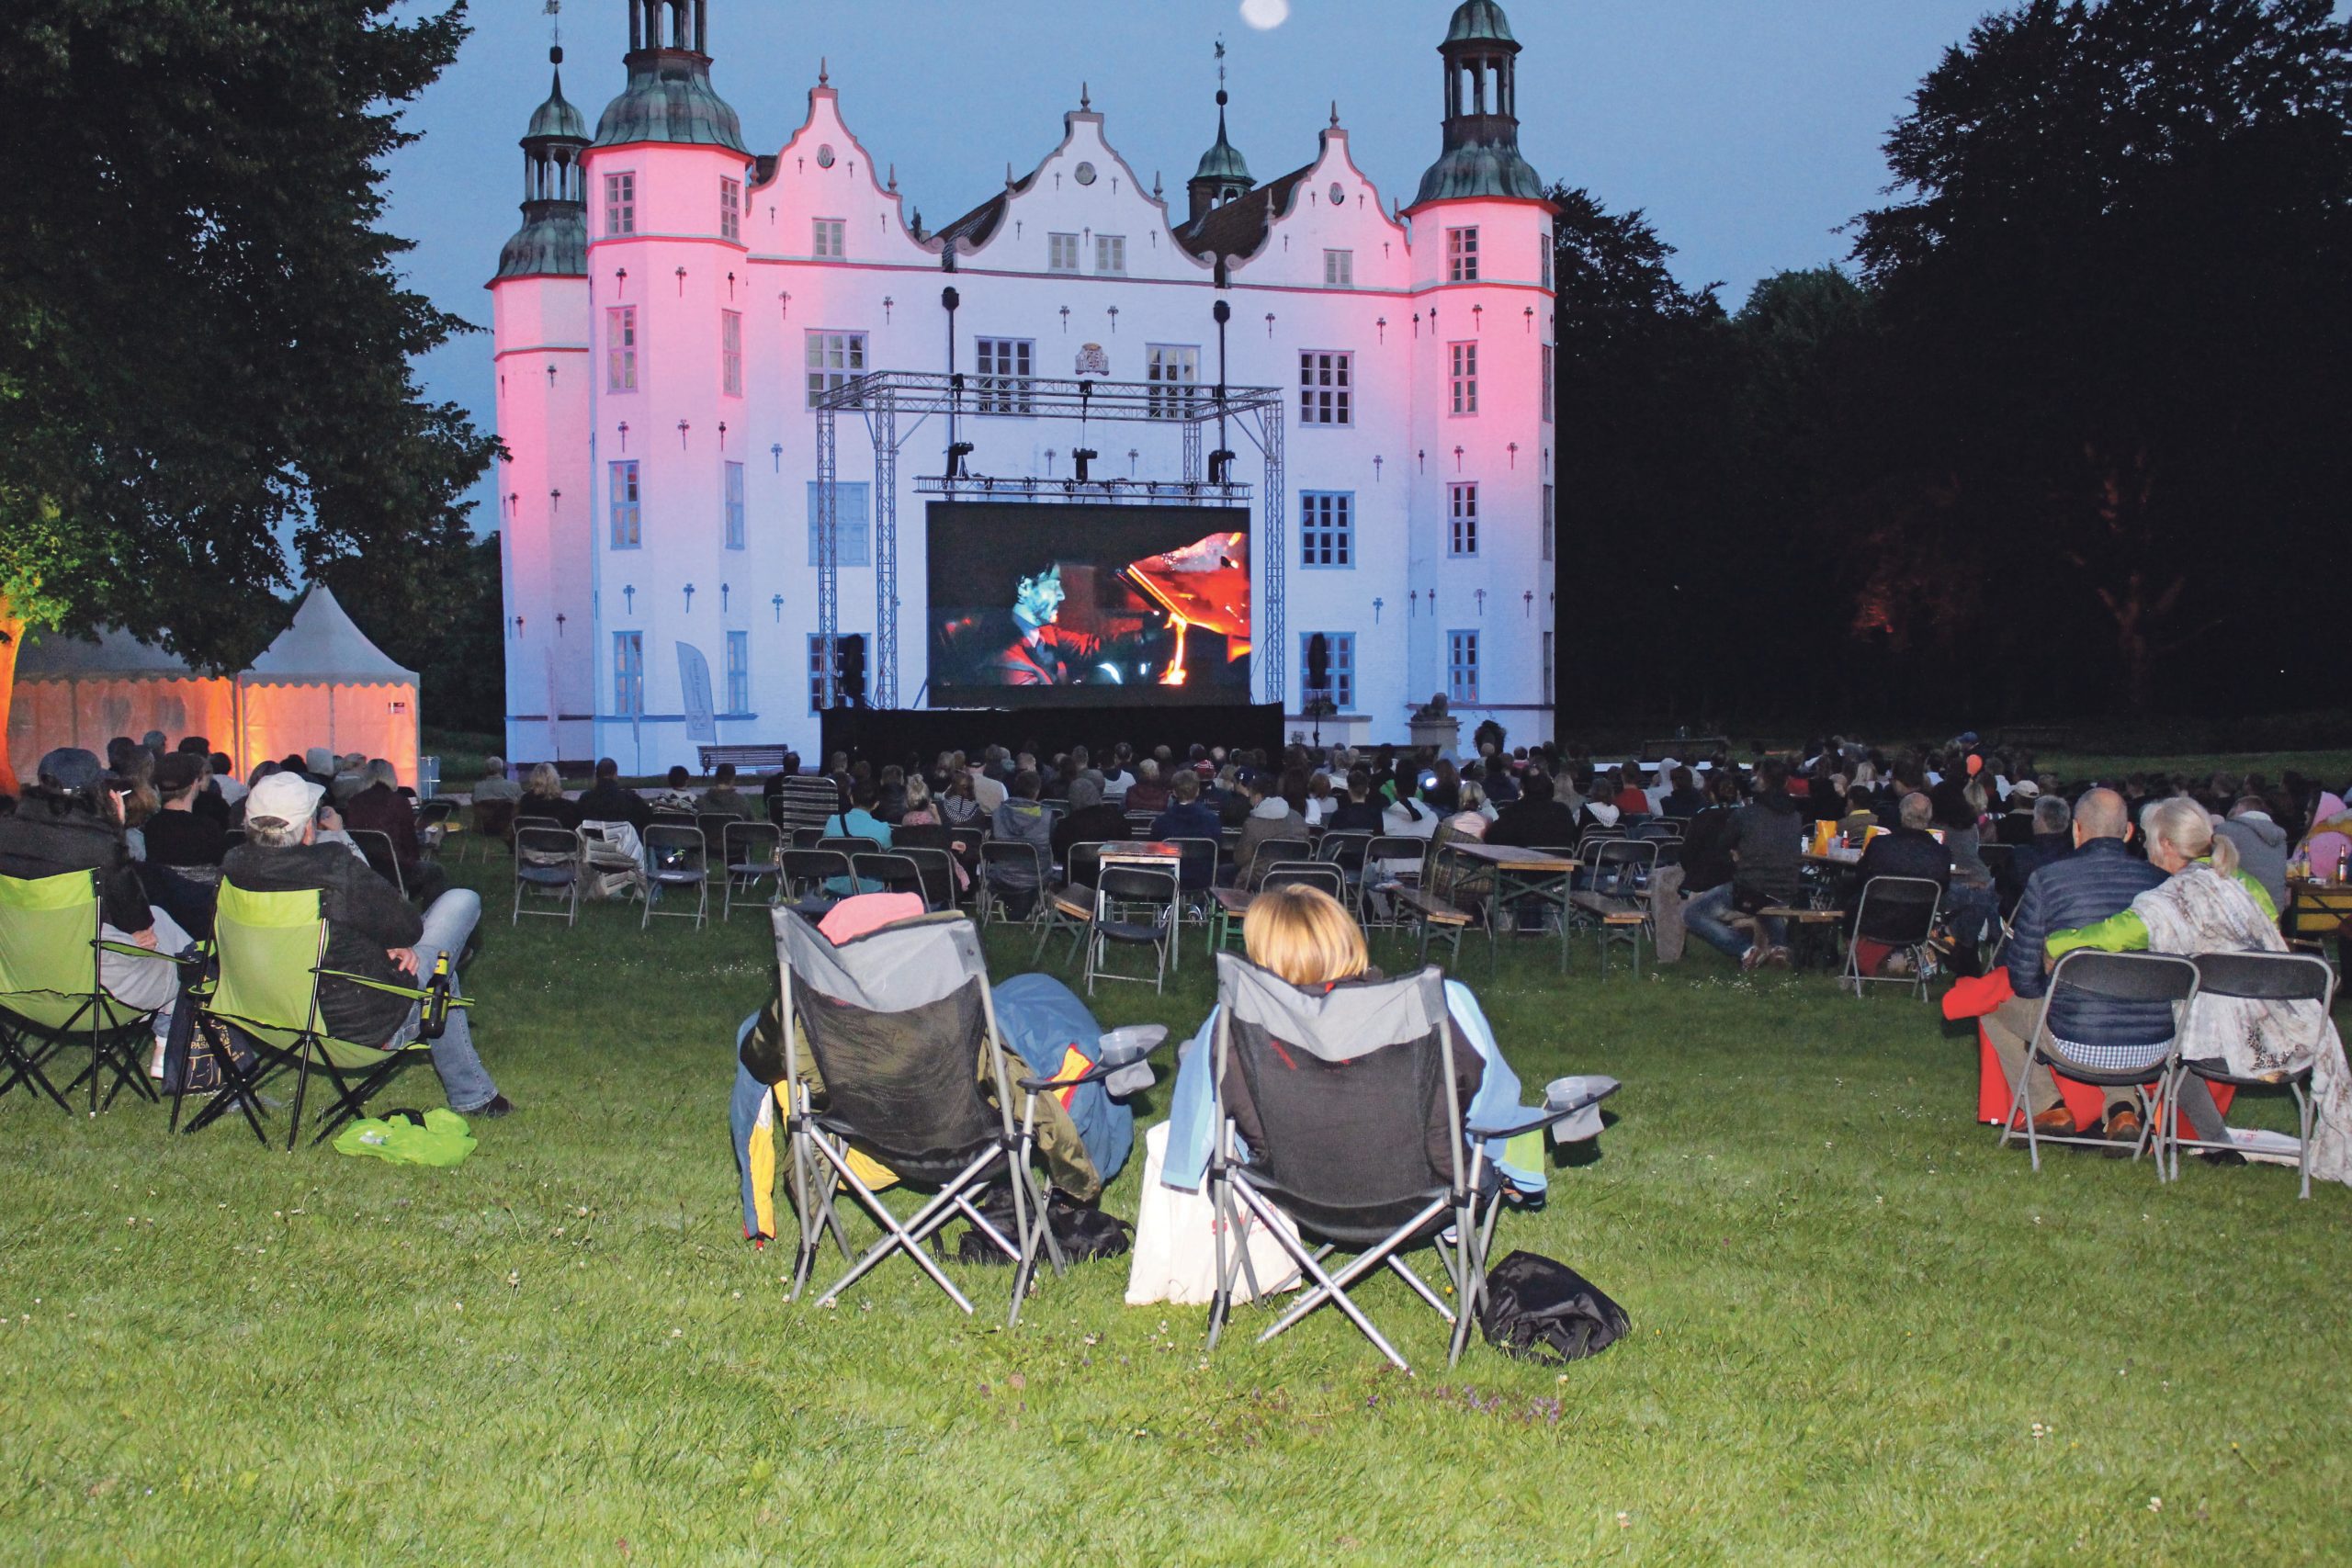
[936,564,1136,688]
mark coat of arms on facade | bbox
[1075,342,1110,377]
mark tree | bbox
[1851,0,2352,712]
[319,531,506,735]
[0,0,497,791]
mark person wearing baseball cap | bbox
[222,772,511,1119]
[0,748,196,1066]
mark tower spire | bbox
[1186,36,1251,225]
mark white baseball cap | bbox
[244,770,325,828]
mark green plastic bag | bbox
[333,1108,478,1167]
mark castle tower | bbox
[1404,0,1556,731]
[489,45,594,764]
[1186,90,1252,226]
[580,0,754,770]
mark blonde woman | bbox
[2048,795,2352,1184]
[1154,886,1550,1198]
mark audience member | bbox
[700,762,757,820]
[1842,792,1951,976]
[225,771,508,1118]
[1485,770,1580,849]
[1148,770,1221,845]
[340,759,449,904]
[1677,772,1746,893]
[1685,757,1804,969]
[2216,795,2290,912]
[1233,771,1310,886]
[1054,774,1132,859]
[519,762,582,829]
[1124,759,1170,815]
[141,752,230,870]
[987,771,1053,916]
[1659,766,1706,820]
[473,758,523,805]
[577,758,652,831]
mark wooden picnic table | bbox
[1440,841,1582,974]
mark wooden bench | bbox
[697,744,789,776]
[1758,905,1844,973]
[1206,886,1255,958]
[1571,891,1650,978]
[1389,885,1474,968]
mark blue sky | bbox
[389,0,2004,525]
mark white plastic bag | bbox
[1125,1121,1301,1306]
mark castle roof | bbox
[594,47,748,152]
[526,63,589,143]
[493,202,588,281]
[1445,0,1519,46]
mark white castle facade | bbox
[491,0,1558,771]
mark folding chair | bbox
[978,840,1046,929]
[771,908,1063,1324]
[1084,863,1179,996]
[1243,838,1312,890]
[1260,862,1347,903]
[642,824,709,930]
[414,798,458,857]
[897,847,961,913]
[852,852,930,908]
[780,848,851,906]
[1998,950,2197,1176]
[1842,875,1942,999]
[721,821,783,920]
[0,871,171,1115]
[1204,956,1612,1372]
[348,828,407,898]
[192,879,467,1150]
[2161,952,2335,1196]
[1571,839,1657,977]
[1361,835,1430,931]
[513,824,582,926]
[460,797,515,863]
[1032,842,1105,969]
[1168,837,1223,933]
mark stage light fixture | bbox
[947,441,975,479]
[1072,446,1097,482]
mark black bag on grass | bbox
[1477,1250,1630,1363]
[954,1190,1132,1266]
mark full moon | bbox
[1239,0,1290,30]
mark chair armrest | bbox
[1467,1076,1621,1143]
[1017,1024,1170,1097]
[314,967,474,1010]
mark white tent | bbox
[6,586,420,785]
[236,587,421,785]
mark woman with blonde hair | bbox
[521,761,582,829]
[2047,795,2352,1183]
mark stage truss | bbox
[811,370,1286,710]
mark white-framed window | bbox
[604,171,636,236]
[1541,343,1555,422]
[1300,631,1355,710]
[804,329,867,405]
[1447,629,1479,704]
[812,217,846,259]
[1095,234,1126,275]
[719,176,741,243]
[804,480,871,567]
[1323,249,1353,288]
[1447,225,1478,283]
[1147,344,1198,419]
[726,630,750,713]
[1299,491,1353,568]
[723,460,745,550]
[1541,230,1554,290]
[1543,630,1555,708]
[605,306,638,392]
[807,635,841,715]
[1449,342,1478,415]
[608,460,640,548]
[614,631,644,716]
[721,310,743,396]
[975,337,1035,415]
[1542,482,1555,563]
[1448,482,1478,557]
[1299,350,1352,426]
[1047,232,1080,273]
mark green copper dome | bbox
[1445,0,1518,46]
[1193,107,1251,186]
[494,203,588,281]
[594,50,748,152]
[526,65,589,143]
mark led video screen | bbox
[925,502,1250,707]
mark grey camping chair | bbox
[770,908,1155,1325]
[2161,952,2335,1196]
[1204,955,1616,1373]
[1998,949,2198,1176]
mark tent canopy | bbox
[243,585,418,686]
[16,625,203,681]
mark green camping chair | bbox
[188,880,467,1150]
[0,871,171,1115]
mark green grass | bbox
[2032,750,2352,790]
[5,855,2349,1564]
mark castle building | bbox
[491,0,1557,770]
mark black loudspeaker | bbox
[1306,632,1330,697]
[834,634,868,708]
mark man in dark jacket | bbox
[1982,787,2165,1143]
[1052,773,1132,860]
[575,758,651,830]
[340,759,449,905]
[1842,792,1951,971]
[1324,769,1387,836]
[221,771,509,1117]
[1148,770,1222,844]
[1684,758,1804,967]
[1485,771,1581,848]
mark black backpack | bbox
[1477,1250,1630,1363]
[953,1189,1132,1266]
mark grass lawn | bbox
[5,853,2348,1564]
[2032,750,2352,791]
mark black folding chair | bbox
[1842,875,1942,999]
[781,848,851,905]
[1260,862,1347,903]
[1244,838,1313,890]
[1085,864,1179,996]
[641,824,709,930]
[851,852,929,908]
[2162,952,2335,1196]
[721,821,784,920]
[512,825,582,926]
[1204,956,1615,1372]
[1033,842,1106,968]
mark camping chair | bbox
[513,824,582,926]
[771,908,1069,1324]
[2160,952,2335,1196]
[721,820,784,920]
[642,824,710,930]
[1998,950,2198,1175]
[0,871,172,1115]
[1204,956,1611,1372]
[192,879,468,1150]
[348,829,407,898]
[1841,875,1942,999]
[1084,863,1179,996]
